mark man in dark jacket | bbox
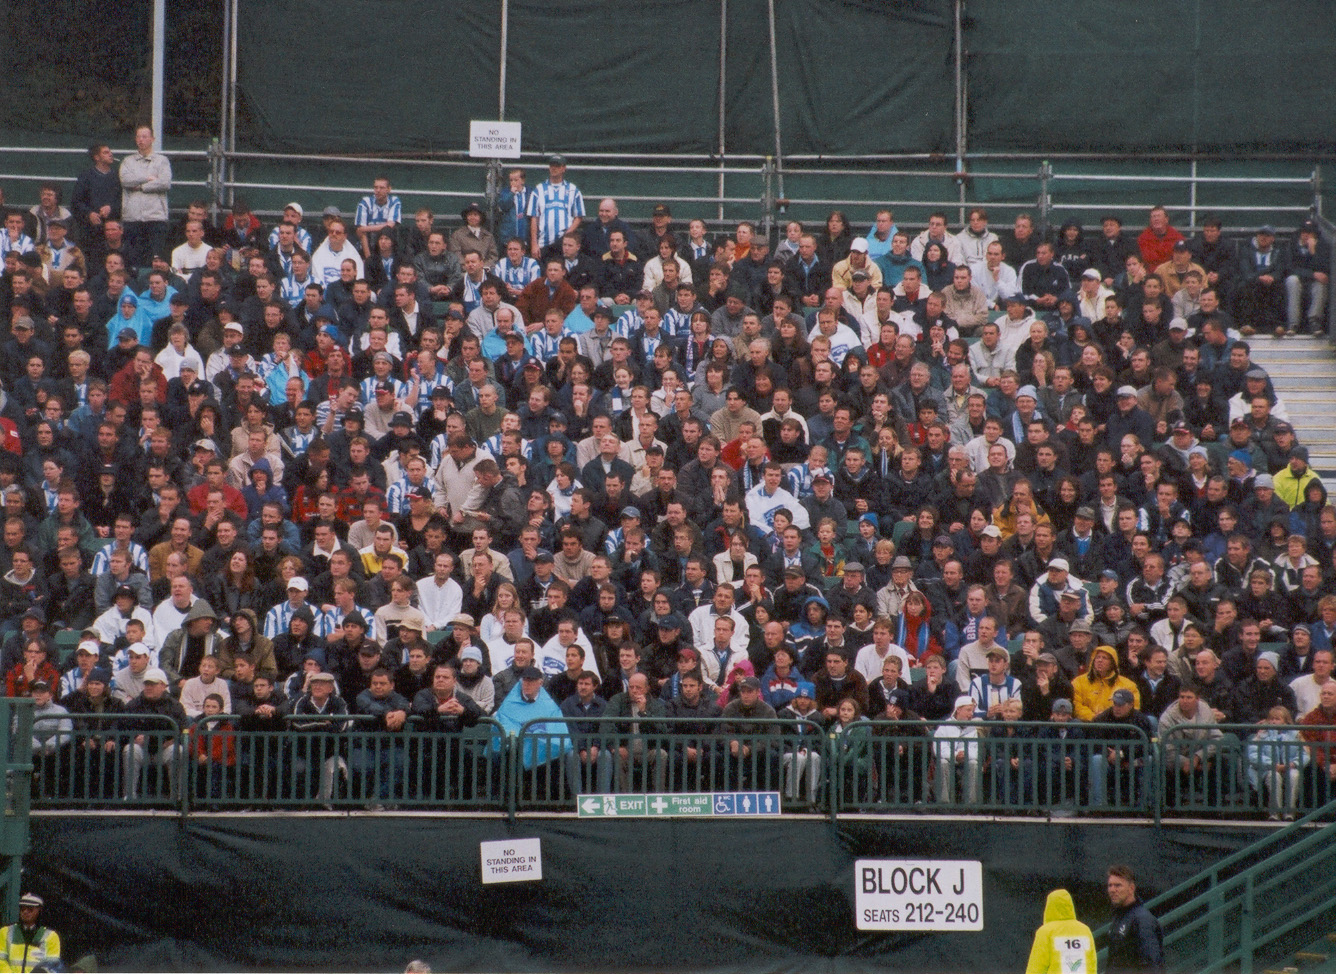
[411,661,484,799]
[1106,864,1165,973]
[120,667,187,800]
[560,670,607,794]
[604,672,668,790]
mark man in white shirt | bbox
[745,463,811,534]
[973,240,1019,308]
[967,321,1016,385]
[954,207,999,277]
[310,219,364,285]
[688,585,749,658]
[1291,647,1333,717]
[170,220,211,275]
[910,212,965,264]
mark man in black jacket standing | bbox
[1106,864,1165,973]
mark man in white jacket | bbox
[119,125,172,268]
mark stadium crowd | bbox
[1,126,1335,809]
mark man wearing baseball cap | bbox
[120,666,187,800]
[0,893,60,973]
[289,669,351,802]
[1106,383,1155,450]
[1088,683,1153,806]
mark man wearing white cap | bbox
[111,642,157,704]
[121,667,186,799]
[1106,385,1155,451]
[1029,558,1092,626]
[268,202,312,253]
[932,695,982,803]
[0,893,60,973]
[264,576,312,640]
[831,237,883,291]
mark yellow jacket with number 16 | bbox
[1026,888,1096,974]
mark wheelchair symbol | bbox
[714,795,735,814]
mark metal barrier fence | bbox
[834,720,1155,817]
[31,714,1336,821]
[510,715,819,811]
[1160,723,1323,821]
[32,712,508,812]
[0,142,1324,239]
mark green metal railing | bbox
[1160,723,1319,820]
[832,720,1155,817]
[34,712,509,812]
[26,714,1336,824]
[0,699,33,923]
[1095,793,1336,974]
[509,716,822,811]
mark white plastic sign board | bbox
[854,859,983,931]
[480,837,542,884]
[469,121,522,158]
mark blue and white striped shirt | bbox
[412,370,453,414]
[279,274,314,307]
[530,328,569,362]
[525,179,585,249]
[359,376,409,406]
[264,599,309,640]
[497,255,542,292]
[268,225,313,251]
[285,427,318,455]
[617,307,644,336]
[482,431,531,460]
[662,308,693,339]
[316,603,374,640]
[385,476,432,515]
[0,234,35,258]
[92,540,149,578]
[355,194,402,230]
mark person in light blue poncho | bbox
[492,665,573,800]
[105,290,154,349]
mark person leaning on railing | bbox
[1157,684,1222,808]
[1300,682,1336,805]
[120,667,186,800]
[409,662,483,799]
[719,675,781,792]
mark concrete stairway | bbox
[1246,335,1336,489]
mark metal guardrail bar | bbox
[832,720,1156,816]
[25,714,1336,823]
[1048,173,1315,185]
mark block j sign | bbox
[854,859,983,931]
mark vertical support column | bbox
[766,0,785,204]
[499,0,509,121]
[1240,872,1254,974]
[218,0,230,193]
[151,0,165,151]
[1189,159,1198,231]
[717,0,727,223]
[1038,161,1052,237]
[954,0,967,226]
[227,0,238,204]
[760,158,775,241]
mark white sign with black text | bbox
[480,837,542,884]
[469,121,522,159]
[855,859,983,931]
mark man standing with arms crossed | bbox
[119,125,171,269]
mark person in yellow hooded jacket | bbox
[1071,645,1139,722]
[1026,887,1096,973]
